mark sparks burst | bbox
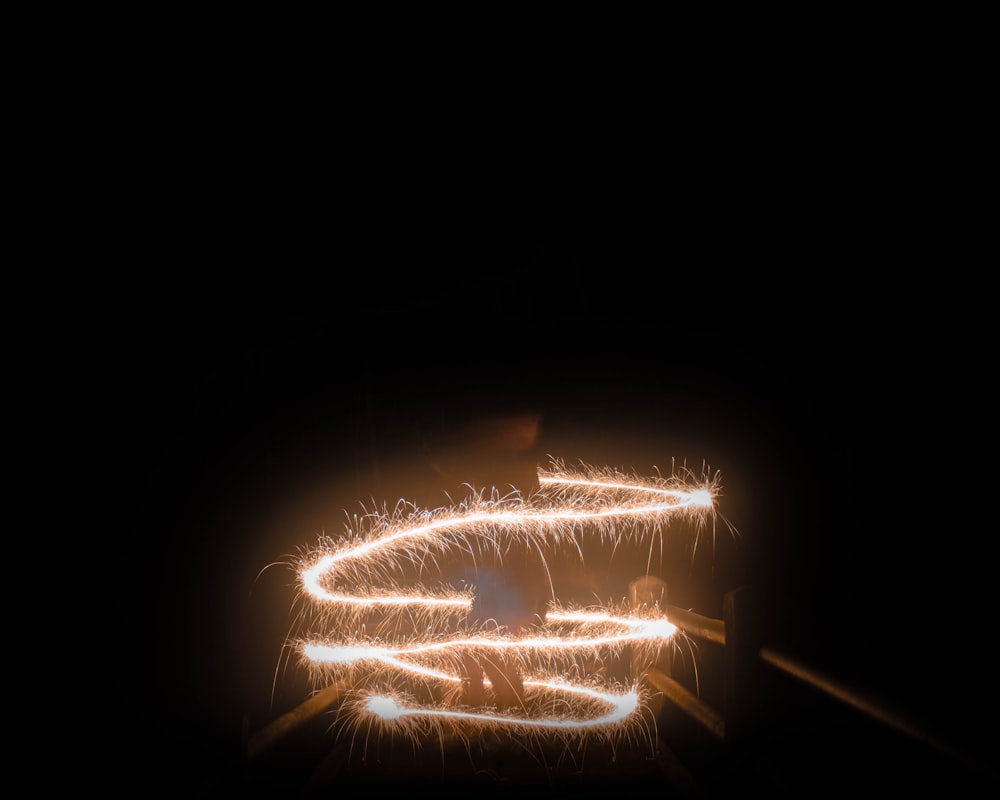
[286,459,721,747]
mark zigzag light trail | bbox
[291,459,719,737]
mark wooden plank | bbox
[664,604,725,645]
[759,647,971,761]
[246,683,347,761]
[646,666,725,741]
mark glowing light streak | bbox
[289,459,719,739]
[305,611,677,666]
[302,501,702,606]
[538,468,715,510]
[363,683,640,730]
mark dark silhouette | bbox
[460,552,549,712]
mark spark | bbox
[304,611,677,667]
[289,459,719,741]
[363,683,640,730]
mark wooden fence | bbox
[246,576,993,792]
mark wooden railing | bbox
[631,576,976,763]
[248,577,992,791]
[629,575,752,744]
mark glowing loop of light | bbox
[294,460,717,733]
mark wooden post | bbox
[629,575,668,610]
[722,587,759,745]
[629,575,669,726]
[630,575,670,677]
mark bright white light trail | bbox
[304,611,677,666]
[290,459,719,740]
[363,683,640,730]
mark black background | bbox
[119,199,994,793]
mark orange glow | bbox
[288,459,719,741]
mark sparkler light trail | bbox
[286,459,721,745]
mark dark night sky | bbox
[119,218,994,793]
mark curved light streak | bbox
[291,459,719,737]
